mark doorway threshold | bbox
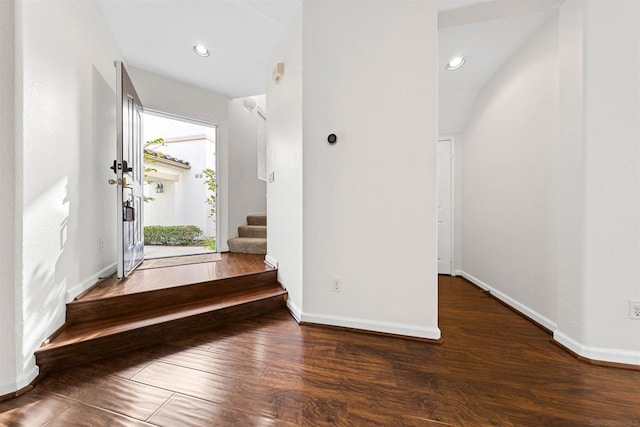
[144,245,214,259]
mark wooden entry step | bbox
[35,254,287,374]
[66,269,278,324]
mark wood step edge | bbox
[66,271,279,325]
[36,293,286,374]
[38,286,287,352]
[71,268,277,305]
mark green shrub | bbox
[144,225,203,246]
[204,239,216,251]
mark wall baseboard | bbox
[300,312,441,340]
[459,270,640,368]
[65,262,117,303]
[459,271,558,331]
[286,299,302,323]
[554,330,640,367]
[453,269,464,277]
[264,254,278,269]
[0,365,38,398]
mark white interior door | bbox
[115,61,144,278]
[437,139,453,275]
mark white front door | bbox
[115,61,144,278]
[437,139,453,275]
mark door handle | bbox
[109,160,133,174]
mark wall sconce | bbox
[243,97,256,111]
[156,183,164,193]
[273,62,284,84]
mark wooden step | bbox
[66,269,278,324]
[35,284,287,374]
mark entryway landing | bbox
[35,253,286,374]
[79,252,272,300]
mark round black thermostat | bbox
[327,134,337,144]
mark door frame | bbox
[141,108,220,252]
[437,136,456,275]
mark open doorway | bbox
[142,111,218,260]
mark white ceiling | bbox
[98,0,301,98]
[438,1,563,134]
[98,0,561,129]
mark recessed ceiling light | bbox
[193,44,210,57]
[446,56,465,71]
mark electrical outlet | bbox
[332,278,340,293]
[629,299,640,320]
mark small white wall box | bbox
[273,62,284,84]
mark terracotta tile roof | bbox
[144,149,191,167]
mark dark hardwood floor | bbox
[3,275,640,426]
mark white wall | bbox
[128,67,231,250]
[460,13,559,330]
[577,0,640,360]
[555,0,587,351]
[300,0,440,338]
[556,0,640,363]
[11,0,122,392]
[228,95,267,238]
[266,10,303,315]
[460,1,640,365]
[0,0,19,396]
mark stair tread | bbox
[238,225,267,239]
[228,237,267,242]
[247,214,267,226]
[228,237,267,255]
[38,285,286,352]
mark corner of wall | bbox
[0,0,19,396]
[265,7,304,313]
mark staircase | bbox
[227,214,267,254]
[35,258,286,374]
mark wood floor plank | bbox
[0,389,72,426]
[147,393,295,427]
[130,361,237,404]
[223,380,348,426]
[402,415,457,427]
[45,404,155,427]
[62,343,182,380]
[38,368,173,421]
[156,345,269,382]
